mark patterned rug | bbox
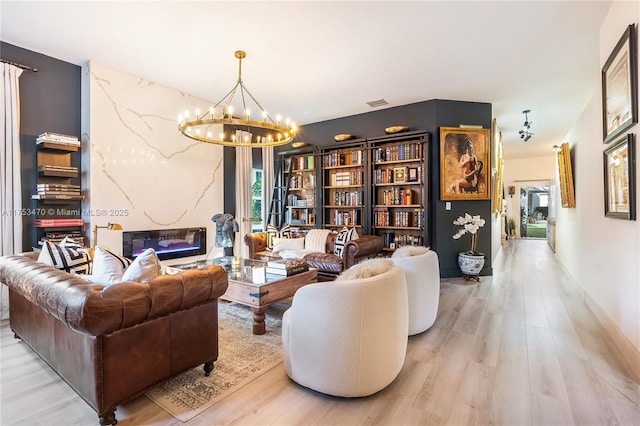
[145,300,286,422]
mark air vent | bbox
[366,98,389,108]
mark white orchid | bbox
[452,213,485,254]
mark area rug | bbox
[145,301,286,422]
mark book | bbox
[34,218,84,227]
[265,264,309,276]
[266,258,308,270]
[37,184,81,189]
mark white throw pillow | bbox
[304,229,332,253]
[336,258,393,281]
[121,248,161,283]
[333,226,359,257]
[272,237,305,253]
[391,245,430,258]
[89,246,133,284]
[38,238,91,274]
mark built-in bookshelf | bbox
[320,144,366,229]
[32,132,85,248]
[370,132,428,251]
[285,153,317,228]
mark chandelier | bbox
[178,51,297,148]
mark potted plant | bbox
[507,217,516,236]
[453,213,486,279]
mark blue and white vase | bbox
[458,252,485,276]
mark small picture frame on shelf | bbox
[407,167,419,182]
[393,167,406,183]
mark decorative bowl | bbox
[334,133,355,142]
[384,125,409,134]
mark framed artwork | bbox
[393,167,406,183]
[603,133,636,220]
[407,167,419,182]
[556,142,576,208]
[491,118,504,217]
[440,127,490,200]
[602,24,637,143]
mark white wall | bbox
[81,62,225,263]
[556,0,639,368]
[503,155,556,238]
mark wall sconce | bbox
[508,186,516,197]
[93,222,123,248]
[518,109,534,142]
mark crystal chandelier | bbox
[178,51,297,148]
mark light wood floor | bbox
[1,240,639,425]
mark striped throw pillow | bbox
[38,238,91,274]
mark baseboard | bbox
[584,293,640,384]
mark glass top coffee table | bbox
[165,257,317,334]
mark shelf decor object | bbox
[334,133,355,142]
[384,125,409,134]
[439,127,490,201]
[603,133,635,220]
[178,51,297,148]
[602,24,637,143]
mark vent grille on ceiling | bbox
[366,99,389,108]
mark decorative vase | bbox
[458,252,485,278]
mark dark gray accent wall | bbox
[1,42,81,250]
[295,99,493,278]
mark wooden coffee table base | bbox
[222,268,318,335]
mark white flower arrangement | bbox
[452,213,486,255]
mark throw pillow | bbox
[304,229,332,253]
[336,258,393,281]
[391,245,430,258]
[89,246,133,284]
[333,226,359,257]
[121,248,161,283]
[272,237,305,253]
[38,239,91,274]
[266,223,293,250]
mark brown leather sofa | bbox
[0,253,228,426]
[244,232,383,281]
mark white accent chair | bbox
[391,249,440,335]
[282,265,408,397]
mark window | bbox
[251,169,263,232]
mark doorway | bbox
[520,185,549,239]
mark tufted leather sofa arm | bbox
[0,254,228,336]
[244,232,268,259]
[343,235,384,269]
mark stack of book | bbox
[34,183,82,200]
[265,259,309,276]
[36,132,80,148]
[34,218,84,227]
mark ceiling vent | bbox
[366,98,389,108]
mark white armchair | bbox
[282,264,408,397]
[391,248,440,335]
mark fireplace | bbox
[122,227,207,261]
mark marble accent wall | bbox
[81,62,225,261]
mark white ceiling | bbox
[1,1,611,159]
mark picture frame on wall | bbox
[603,133,636,220]
[440,126,490,201]
[557,142,576,208]
[602,24,638,143]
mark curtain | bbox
[1,63,24,320]
[235,130,253,257]
[262,146,274,227]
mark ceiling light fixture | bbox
[519,109,534,142]
[178,51,297,148]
